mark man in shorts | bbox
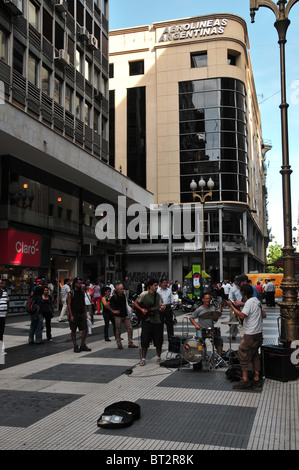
[67,277,91,353]
[134,278,166,366]
[226,284,266,389]
[189,292,223,357]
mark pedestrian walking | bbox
[101,286,116,341]
[40,286,54,342]
[67,277,91,353]
[58,278,71,322]
[108,284,138,350]
[0,279,9,343]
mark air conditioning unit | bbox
[88,34,98,50]
[55,49,70,66]
[3,0,23,15]
[53,0,68,12]
[77,26,89,39]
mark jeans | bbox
[28,312,43,343]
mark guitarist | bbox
[157,279,174,341]
[134,278,166,366]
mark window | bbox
[191,52,207,68]
[43,8,52,43]
[109,63,114,78]
[127,87,146,188]
[54,76,62,103]
[65,85,73,113]
[42,65,51,95]
[102,0,108,17]
[28,0,39,31]
[84,58,91,82]
[84,102,91,127]
[0,28,8,63]
[179,78,247,203]
[101,75,108,98]
[75,94,82,120]
[94,109,100,133]
[129,60,144,76]
[13,39,25,75]
[76,48,83,74]
[28,53,39,86]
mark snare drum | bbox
[201,328,213,340]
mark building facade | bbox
[0,0,153,312]
[109,14,271,284]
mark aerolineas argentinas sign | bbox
[158,18,228,42]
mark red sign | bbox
[0,230,41,266]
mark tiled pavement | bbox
[0,302,298,453]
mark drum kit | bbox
[174,315,228,370]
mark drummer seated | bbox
[189,292,223,357]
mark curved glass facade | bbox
[179,78,248,203]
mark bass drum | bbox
[181,337,204,364]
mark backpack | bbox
[25,297,38,314]
[225,365,242,382]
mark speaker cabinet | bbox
[262,345,297,382]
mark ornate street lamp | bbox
[190,177,214,273]
[250,0,299,342]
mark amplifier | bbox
[168,335,184,353]
[261,345,297,382]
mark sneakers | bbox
[117,343,123,350]
[74,344,80,353]
[128,343,138,348]
[157,358,161,364]
[232,379,252,390]
[139,360,146,366]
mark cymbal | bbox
[221,321,239,325]
[200,312,221,320]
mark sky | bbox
[109,0,299,247]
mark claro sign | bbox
[158,18,228,43]
[0,229,40,266]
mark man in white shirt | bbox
[58,278,72,322]
[264,279,276,307]
[157,279,174,341]
[222,280,231,298]
[227,284,266,389]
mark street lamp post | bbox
[250,0,299,342]
[190,177,214,273]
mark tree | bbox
[267,238,283,273]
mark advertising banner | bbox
[0,229,40,267]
